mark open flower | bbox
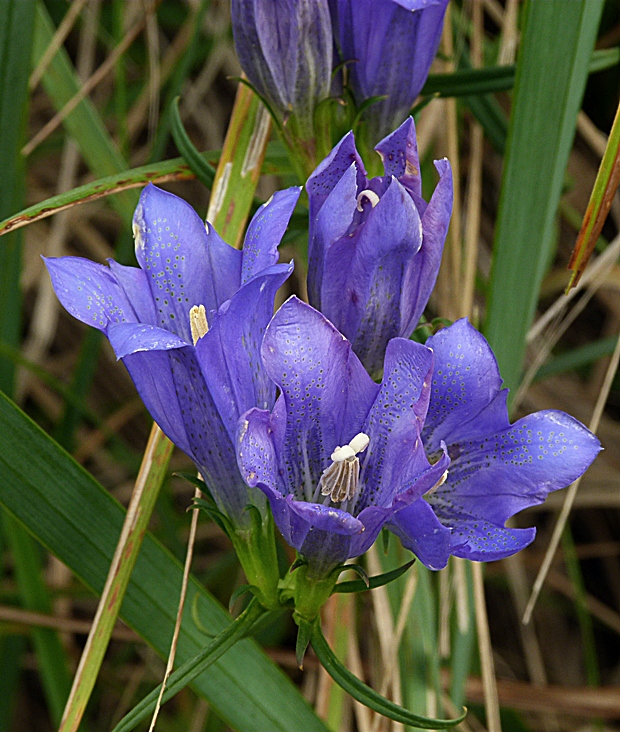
[388,319,602,570]
[307,117,452,375]
[45,183,300,528]
[237,296,449,589]
[330,0,449,142]
[231,0,332,139]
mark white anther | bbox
[356,189,380,212]
[320,432,370,503]
[189,304,209,345]
[426,470,449,496]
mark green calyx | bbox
[291,563,340,625]
[229,505,280,611]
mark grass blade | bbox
[484,0,605,396]
[0,391,328,732]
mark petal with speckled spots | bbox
[241,188,300,284]
[388,498,452,570]
[43,256,138,333]
[196,262,293,440]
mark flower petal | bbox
[241,187,300,284]
[133,184,241,341]
[108,322,187,359]
[388,498,452,570]
[355,337,434,511]
[196,262,293,440]
[307,162,358,309]
[306,131,365,222]
[422,318,507,453]
[375,117,422,197]
[261,297,379,501]
[107,260,157,325]
[399,157,453,338]
[322,177,422,372]
[44,256,138,333]
[431,410,602,526]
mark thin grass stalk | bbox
[523,329,620,624]
[472,562,501,732]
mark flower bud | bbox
[231,0,333,138]
[331,0,449,142]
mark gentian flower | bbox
[307,117,452,375]
[231,0,332,142]
[330,0,449,142]
[237,299,600,618]
[45,183,301,607]
[237,296,450,618]
[388,319,602,570]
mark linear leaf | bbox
[484,0,605,397]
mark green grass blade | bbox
[0,391,328,732]
[484,0,605,397]
[535,335,619,381]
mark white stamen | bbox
[356,189,380,212]
[319,432,370,503]
[426,470,449,496]
[189,305,209,345]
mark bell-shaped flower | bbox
[307,117,452,375]
[231,0,333,140]
[237,296,450,607]
[331,0,449,142]
[45,183,300,529]
[388,319,602,570]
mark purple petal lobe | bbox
[107,260,157,325]
[356,338,434,511]
[375,117,422,197]
[422,318,507,453]
[44,256,137,333]
[133,184,240,341]
[432,410,601,527]
[196,263,293,439]
[241,187,300,284]
[445,512,536,562]
[388,498,451,570]
[108,322,187,360]
[287,499,364,535]
[261,297,378,501]
[400,157,453,337]
[306,131,366,222]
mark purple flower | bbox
[237,296,450,579]
[237,299,601,581]
[45,183,300,526]
[307,117,452,375]
[388,319,602,570]
[231,0,332,137]
[331,0,449,141]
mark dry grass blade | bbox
[523,330,620,624]
[23,7,153,157]
[472,562,501,732]
[148,486,201,732]
[29,0,89,90]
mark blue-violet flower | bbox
[307,116,452,375]
[237,298,600,611]
[330,0,449,142]
[45,181,299,558]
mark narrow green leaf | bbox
[170,97,216,189]
[484,0,605,397]
[333,559,415,594]
[535,335,619,381]
[0,389,328,732]
[311,621,465,729]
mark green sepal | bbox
[333,559,415,595]
[310,621,466,729]
[191,497,234,538]
[381,526,391,554]
[289,556,308,573]
[295,617,314,670]
[169,97,216,189]
[228,584,256,613]
[228,505,280,610]
[343,563,369,587]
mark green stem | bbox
[112,598,268,732]
[310,621,465,730]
